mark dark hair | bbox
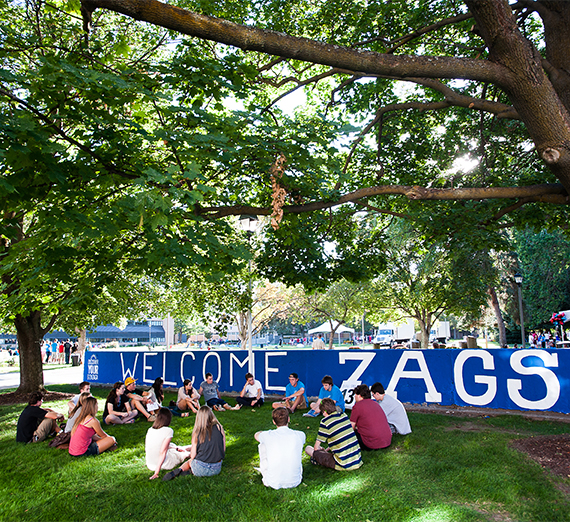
[183,379,193,388]
[319,398,337,415]
[152,407,172,429]
[79,381,90,391]
[151,377,164,403]
[272,407,289,427]
[370,382,385,395]
[205,372,213,379]
[321,375,333,386]
[106,381,124,404]
[289,373,298,379]
[354,384,371,399]
[245,373,253,380]
[28,391,44,406]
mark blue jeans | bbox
[191,459,222,477]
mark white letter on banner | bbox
[507,350,560,410]
[265,352,287,392]
[120,353,139,381]
[230,353,249,387]
[162,353,177,386]
[203,352,222,382]
[387,351,442,402]
[454,350,496,406]
[180,352,196,384]
[143,353,157,384]
[339,352,376,409]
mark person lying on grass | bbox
[177,379,200,416]
[16,391,65,443]
[198,373,240,412]
[103,382,138,425]
[69,397,117,457]
[162,405,226,481]
[146,407,191,480]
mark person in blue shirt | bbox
[304,375,345,417]
[272,373,307,413]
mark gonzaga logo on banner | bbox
[86,354,99,381]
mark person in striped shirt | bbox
[304,398,362,471]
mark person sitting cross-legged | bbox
[236,373,264,409]
[305,398,362,471]
[124,376,156,422]
[370,382,412,435]
[254,407,305,489]
[304,375,344,417]
[350,384,392,450]
[103,382,138,425]
[272,373,307,413]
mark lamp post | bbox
[148,319,152,347]
[514,273,525,349]
[239,214,259,374]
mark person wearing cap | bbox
[271,373,307,413]
[370,382,412,435]
[124,377,156,422]
[198,373,240,411]
[350,384,391,450]
[254,407,305,489]
[236,373,264,408]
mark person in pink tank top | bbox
[69,397,117,457]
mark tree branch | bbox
[81,0,510,86]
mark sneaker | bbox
[303,410,318,418]
[310,457,318,465]
[232,404,242,410]
[162,468,183,481]
[147,414,157,422]
[180,470,191,477]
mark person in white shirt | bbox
[146,408,191,480]
[370,382,412,435]
[312,333,326,350]
[236,373,264,408]
[67,382,90,416]
[254,408,306,489]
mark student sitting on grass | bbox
[198,373,240,412]
[65,392,91,434]
[370,382,412,435]
[16,392,65,443]
[304,375,344,417]
[271,373,307,413]
[103,382,138,425]
[162,406,226,480]
[145,377,164,416]
[305,398,362,471]
[69,397,117,457]
[67,381,90,416]
[146,408,191,480]
[177,379,200,415]
[236,373,265,408]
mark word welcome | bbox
[85,348,569,413]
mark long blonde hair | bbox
[193,405,220,444]
[71,397,98,434]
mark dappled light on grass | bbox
[307,474,368,501]
[406,505,459,522]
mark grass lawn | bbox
[1,385,569,522]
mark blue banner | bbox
[84,348,570,413]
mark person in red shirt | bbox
[350,384,392,450]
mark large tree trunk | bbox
[417,314,433,350]
[14,311,46,393]
[487,285,507,347]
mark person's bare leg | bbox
[133,400,151,420]
[305,446,314,457]
[96,435,117,453]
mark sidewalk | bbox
[0,364,85,390]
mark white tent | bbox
[309,321,355,346]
